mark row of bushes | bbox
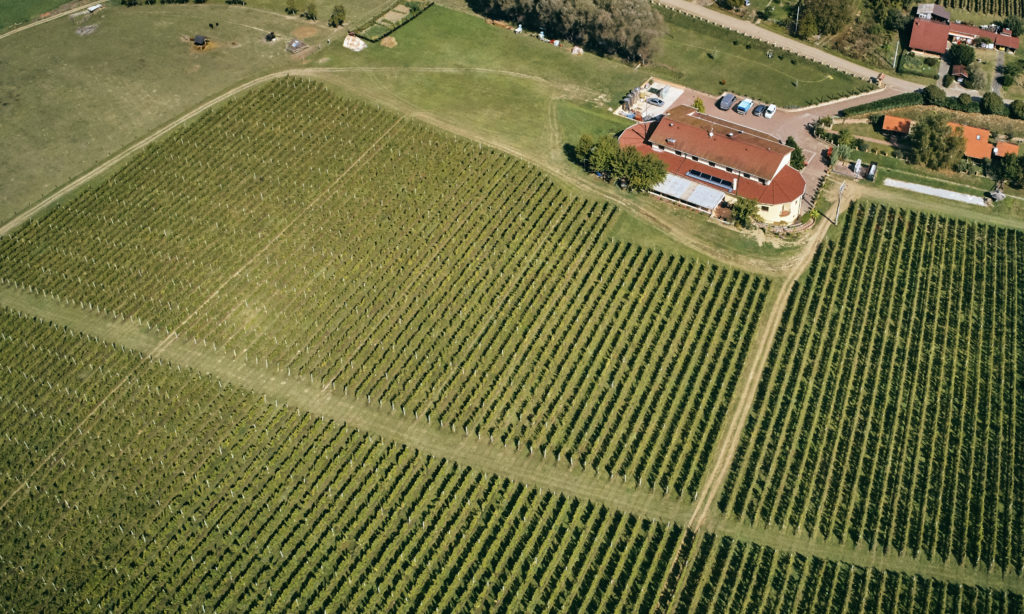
[839,91,924,116]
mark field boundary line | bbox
[685,193,836,527]
[2,285,1022,594]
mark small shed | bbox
[881,115,912,135]
[951,64,969,81]
[193,34,208,48]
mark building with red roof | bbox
[618,107,805,223]
[881,115,913,134]
[908,15,1020,54]
[949,122,993,159]
[909,18,952,54]
[993,142,1020,157]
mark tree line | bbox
[575,134,667,192]
[467,0,664,63]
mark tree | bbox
[470,0,664,63]
[999,153,1024,187]
[328,4,345,27]
[730,197,759,228]
[694,97,705,113]
[981,91,1006,115]
[302,1,316,19]
[795,0,853,37]
[909,113,965,170]
[923,84,946,106]
[947,43,975,67]
[1009,99,1024,120]
[574,134,595,168]
[587,135,620,176]
[285,0,297,14]
[629,153,668,192]
[786,136,806,169]
[1003,15,1024,37]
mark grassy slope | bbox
[0,3,329,221]
[0,0,69,31]
[651,6,871,107]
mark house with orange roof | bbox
[881,115,912,135]
[993,142,1020,157]
[618,107,805,223]
[949,122,993,159]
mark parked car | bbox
[735,98,754,115]
[753,104,767,117]
[764,104,777,119]
[648,97,665,107]
[717,93,736,111]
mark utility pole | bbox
[834,181,846,225]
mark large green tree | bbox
[328,4,345,27]
[909,114,966,170]
[981,91,1006,115]
[796,0,853,37]
[731,197,760,229]
[947,43,975,67]
[786,136,806,170]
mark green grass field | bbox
[0,0,69,30]
[651,6,872,108]
[721,202,1024,571]
[0,3,329,222]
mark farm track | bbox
[686,200,835,530]
[2,283,1022,595]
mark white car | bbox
[764,104,777,119]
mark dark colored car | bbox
[753,104,767,117]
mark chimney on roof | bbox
[977,134,982,140]
[727,132,734,138]
[731,178,738,192]
[709,128,714,138]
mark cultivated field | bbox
[3,308,1019,612]
[0,78,769,498]
[0,3,329,222]
[720,202,1024,571]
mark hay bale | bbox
[380,36,398,48]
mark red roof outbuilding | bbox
[881,115,912,134]
[909,18,950,54]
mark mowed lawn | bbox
[229,0,397,28]
[0,0,69,31]
[651,6,871,107]
[0,3,328,222]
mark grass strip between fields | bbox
[2,284,1022,595]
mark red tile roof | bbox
[949,122,992,159]
[993,142,1019,157]
[618,121,805,205]
[949,22,1020,49]
[646,107,792,181]
[909,18,950,54]
[881,115,912,134]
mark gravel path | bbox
[883,178,987,205]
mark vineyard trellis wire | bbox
[0,78,769,499]
[719,202,1024,574]
[0,309,1019,612]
